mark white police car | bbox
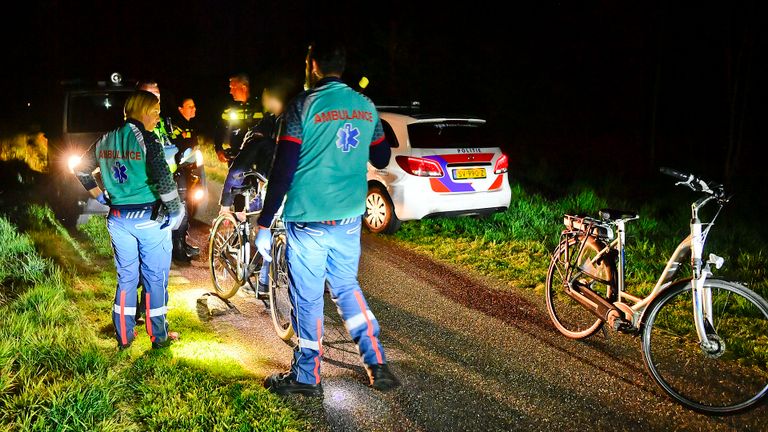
[365,112,511,233]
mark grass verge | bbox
[390,182,768,367]
[0,209,308,431]
[199,136,228,184]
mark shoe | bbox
[264,372,323,397]
[136,314,145,326]
[118,328,138,350]
[173,237,193,262]
[183,241,200,257]
[367,364,401,391]
[257,281,270,300]
[172,248,192,263]
[151,331,180,349]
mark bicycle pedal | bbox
[610,317,632,332]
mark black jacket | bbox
[215,98,263,154]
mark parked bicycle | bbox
[545,167,768,415]
[208,170,294,342]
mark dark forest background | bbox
[1,1,765,192]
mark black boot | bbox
[367,364,401,391]
[264,372,323,397]
[172,237,192,262]
[183,241,200,257]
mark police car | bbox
[365,111,511,234]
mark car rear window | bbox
[407,121,489,149]
[67,91,131,133]
[381,119,399,148]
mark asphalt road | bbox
[178,222,767,432]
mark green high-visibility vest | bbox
[96,123,158,205]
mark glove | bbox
[255,226,272,262]
[161,206,186,230]
[95,192,109,206]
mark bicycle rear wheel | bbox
[209,213,245,299]
[269,232,294,342]
[545,237,616,339]
[642,279,768,415]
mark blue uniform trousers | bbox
[286,216,386,384]
[107,206,172,347]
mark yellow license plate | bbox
[453,168,486,180]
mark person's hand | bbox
[255,226,272,262]
[161,206,186,230]
[95,192,109,206]
[216,150,228,163]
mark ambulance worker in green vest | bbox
[257,40,399,396]
[73,90,183,349]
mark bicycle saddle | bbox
[599,208,638,221]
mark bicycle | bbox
[545,167,768,415]
[208,170,295,342]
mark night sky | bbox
[1,1,765,185]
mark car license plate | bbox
[453,168,486,180]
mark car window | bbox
[67,91,131,133]
[407,121,489,149]
[381,119,399,148]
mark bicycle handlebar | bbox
[234,170,268,184]
[659,167,725,198]
[659,167,689,182]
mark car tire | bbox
[364,185,401,234]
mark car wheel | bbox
[364,185,401,234]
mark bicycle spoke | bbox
[715,290,731,334]
[643,280,768,414]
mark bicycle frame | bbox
[562,194,725,347]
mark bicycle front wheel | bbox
[642,279,768,415]
[269,232,294,342]
[209,213,245,299]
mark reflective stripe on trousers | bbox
[286,216,386,385]
[107,208,172,346]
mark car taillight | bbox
[494,154,509,174]
[395,156,444,177]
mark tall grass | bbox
[0,212,307,431]
[393,182,768,299]
[199,136,228,184]
[77,215,112,259]
[0,132,48,173]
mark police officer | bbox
[256,41,399,396]
[214,73,263,164]
[138,81,194,262]
[171,97,203,258]
[219,79,296,299]
[73,90,183,349]
[173,97,197,153]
